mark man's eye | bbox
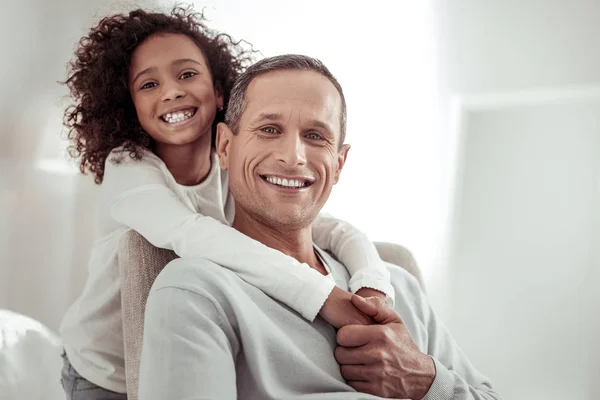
[180,71,197,79]
[306,132,323,140]
[261,126,279,134]
[140,82,157,90]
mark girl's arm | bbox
[312,214,395,306]
[105,153,351,323]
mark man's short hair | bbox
[225,54,347,144]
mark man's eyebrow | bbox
[305,119,336,139]
[307,119,333,132]
[253,112,284,123]
[131,59,204,85]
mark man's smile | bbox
[258,174,315,192]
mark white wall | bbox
[450,100,599,399]
[436,0,600,93]
[435,1,600,398]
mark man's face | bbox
[217,69,350,229]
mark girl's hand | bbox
[319,286,373,328]
[355,287,386,303]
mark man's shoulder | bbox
[151,258,245,299]
[385,262,422,291]
[384,262,431,328]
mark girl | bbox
[59,6,394,399]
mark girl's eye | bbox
[180,71,197,79]
[140,82,157,90]
[306,132,323,140]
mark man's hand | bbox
[334,295,436,399]
[319,287,373,328]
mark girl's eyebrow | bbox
[131,59,204,85]
[132,66,156,86]
[172,58,203,68]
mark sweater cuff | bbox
[296,265,336,321]
[348,271,396,307]
[422,357,455,400]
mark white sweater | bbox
[139,248,501,400]
[59,148,394,393]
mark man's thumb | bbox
[351,294,403,325]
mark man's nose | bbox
[275,133,307,166]
[161,79,186,102]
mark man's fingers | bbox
[336,325,373,347]
[351,294,403,325]
[334,344,379,365]
[340,364,369,382]
[349,294,380,316]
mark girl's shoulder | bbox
[108,145,161,167]
[102,145,169,190]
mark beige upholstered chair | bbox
[119,230,423,400]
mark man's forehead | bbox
[246,95,330,109]
[243,70,341,121]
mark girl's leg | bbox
[60,352,127,400]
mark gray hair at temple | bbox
[225,54,347,145]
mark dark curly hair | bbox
[63,6,256,184]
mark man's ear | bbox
[216,122,232,170]
[334,144,351,184]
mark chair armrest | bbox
[374,241,425,292]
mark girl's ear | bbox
[215,83,224,111]
[216,122,232,169]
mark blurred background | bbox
[0,0,598,399]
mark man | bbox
[139,55,501,400]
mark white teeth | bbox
[163,109,195,124]
[265,176,307,188]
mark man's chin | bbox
[261,207,313,230]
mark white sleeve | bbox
[103,154,334,321]
[312,213,395,305]
[139,285,237,400]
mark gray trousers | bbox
[61,352,127,400]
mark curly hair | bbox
[63,6,256,184]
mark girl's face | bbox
[128,33,223,149]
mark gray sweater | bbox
[139,248,501,400]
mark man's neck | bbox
[155,131,212,186]
[232,209,328,275]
